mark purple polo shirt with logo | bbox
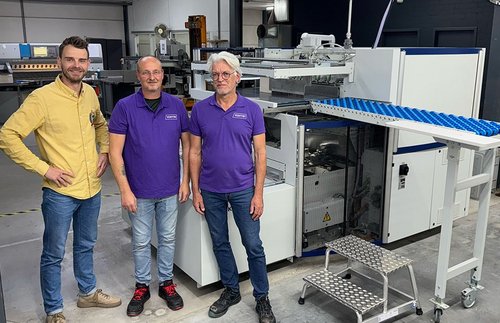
[108,90,189,199]
[190,93,265,193]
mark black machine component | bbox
[399,163,409,176]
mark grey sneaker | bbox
[46,312,66,323]
[77,289,122,308]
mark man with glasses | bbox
[0,36,121,323]
[189,51,276,323]
[108,56,189,317]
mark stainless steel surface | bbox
[301,234,421,322]
[303,269,384,314]
[241,61,315,70]
[326,235,412,274]
[238,88,310,107]
[241,57,310,64]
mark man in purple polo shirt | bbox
[108,56,189,317]
[189,51,276,323]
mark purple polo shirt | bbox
[190,93,265,193]
[108,90,189,199]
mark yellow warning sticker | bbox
[323,212,331,222]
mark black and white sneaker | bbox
[208,287,241,318]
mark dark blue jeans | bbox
[201,187,269,299]
[40,188,101,314]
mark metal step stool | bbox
[298,235,423,323]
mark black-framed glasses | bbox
[211,71,236,80]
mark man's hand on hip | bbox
[44,166,74,187]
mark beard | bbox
[215,84,234,96]
[61,67,86,83]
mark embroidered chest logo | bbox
[165,114,178,120]
[232,112,247,120]
[89,111,96,125]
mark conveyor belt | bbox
[315,98,500,137]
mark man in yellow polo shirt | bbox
[0,36,121,323]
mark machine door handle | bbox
[399,163,409,176]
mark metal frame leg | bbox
[382,274,389,312]
[431,146,495,320]
[0,268,5,323]
[407,264,423,313]
[324,248,333,270]
[433,144,461,306]
[299,282,310,301]
[355,311,363,323]
[471,148,494,284]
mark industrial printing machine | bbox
[172,30,498,322]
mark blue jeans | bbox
[129,195,178,285]
[201,187,269,299]
[40,188,101,315]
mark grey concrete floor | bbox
[1,134,500,323]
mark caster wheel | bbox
[461,289,477,308]
[343,273,351,279]
[433,308,442,323]
[416,307,423,315]
[298,297,305,305]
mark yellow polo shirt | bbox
[0,75,109,199]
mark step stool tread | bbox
[326,235,412,273]
[304,269,384,314]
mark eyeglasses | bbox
[211,71,236,81]
[140,70,162,77]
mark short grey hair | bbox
[136,55,161,72]
[207,51,242,76]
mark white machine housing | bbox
[297,33,336,48]
[342,47,485,243]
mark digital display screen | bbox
[33,46,48,57]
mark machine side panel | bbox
[398,53,480,148]
[266,113,298,186]
[342,47,400,103]
[386,150,436,243]
[173,202,205,284]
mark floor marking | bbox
[0,192,120,218]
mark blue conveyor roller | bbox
[316,98,500,137]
